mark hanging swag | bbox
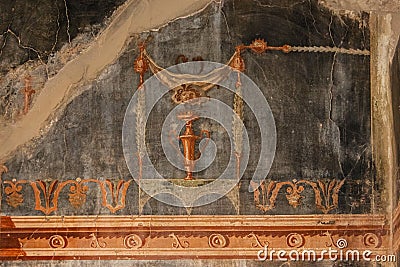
[131,38,370,181]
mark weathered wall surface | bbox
[1,0,373,216]
[392,40,400,204]
[0,0,126,125]
[0,0,125,75]
[320,0,400,13]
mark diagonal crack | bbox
[0,23,13,59]
[327,52,345,177]
[63,0,71,44]
[328,15,336,47]
[220,3,232,40]
[52,2,61,52]
[328,52,337,122]
[252,0,306,9]
[7,29,50,78]
[7,29,41,56]
[307,0,321,36]
[0,33,8,59]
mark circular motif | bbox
[208,234,227,248]
[123,234,143,249]
[363,233,381,248]
[250,39,268,54]
[286,233,305,248]
[49,235,67,249]
[336,238,348,249]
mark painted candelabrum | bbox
[133,39,292,181]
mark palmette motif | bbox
[251,178,345,214]
[3,177,344,215]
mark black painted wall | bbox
[1,0,373,216]
[0,0,125,75]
